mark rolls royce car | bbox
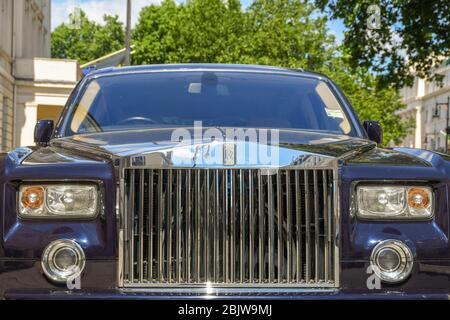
[1,64,450,300]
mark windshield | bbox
[64,71,355,136]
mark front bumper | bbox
[4,288,450,300]
[2,260,450,300]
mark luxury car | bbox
[1,64,449,300]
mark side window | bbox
[315,82,351,134]
[70,81,101,134]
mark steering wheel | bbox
[117,117,157,125]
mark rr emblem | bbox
[223,143,236,166]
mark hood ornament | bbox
[223,142,236,166]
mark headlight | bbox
[42,239,86,283]
[19,184,99,218]
[370,240,413,283]
[356,185,433,219]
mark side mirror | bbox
[34,120,54,146]
[363,120,383,144]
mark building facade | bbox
[0,0,80,151]
[398,61,450,152]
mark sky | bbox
[51,0,345,43]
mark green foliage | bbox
[93,15,126,59]
[132,0,246,64]
[239,0,334,70]
[52,0,414,145]
[316,0,450,89]
[132,0,334,69]
[51,9,125,64]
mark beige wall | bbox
[0,0,79,151]
[398,62,450,151]
[15,58,80,147]
[15,57,80,83]
[0,0,51,60]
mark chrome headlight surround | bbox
[370,240,413,283]
[18,181,103,219]
[41,239,86,283]
[354,183,434,220]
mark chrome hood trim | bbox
[120,139,337,169]
[52,128,373,156]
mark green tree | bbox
[316,0,450,89]
[51,9,125,64]
[132,0,334,68]
[131,0,184,64]
[239,0,335,70]
[92,15,126,60]
[132,0,246,64]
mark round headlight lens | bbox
[41,240,85,283]
[53,247,78,271]
[376,248,401,272]
[370,240,413,283]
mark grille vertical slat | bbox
[123,168,336,287]
[186,171,191,283]
[139,170,144,282]
[167,170,172,283]
[147,170,153,282]
[258,171,264,283]
[223,171,229,282]
[129,170,135,282]
[313,170,319,282]
[194,171,201,283]
[230,171,235,283]
[295,171,302,283]
[205,170,210,282]
[239,170,245,283]
[304,171,310,282]
[248,171,254,283]
[269,174,275,282]
[286,171,291,283]
[123,170,130,281]
[158,170,164,282]
[277,172,282,283]
[175,170,182,283]
[331,170,337,280]
[322,170,329,282]
[214,170,220,282]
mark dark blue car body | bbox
[1,64,450,300]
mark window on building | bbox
[432,105,441,119]
[429,137,435,150]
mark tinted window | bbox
[64,71,355,136]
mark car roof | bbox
[87,63,329,81]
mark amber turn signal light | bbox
[408,187,431,209]
[21,186,45,209]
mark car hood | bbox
[20,128,430,168]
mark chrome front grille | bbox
[120,168,338,287]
